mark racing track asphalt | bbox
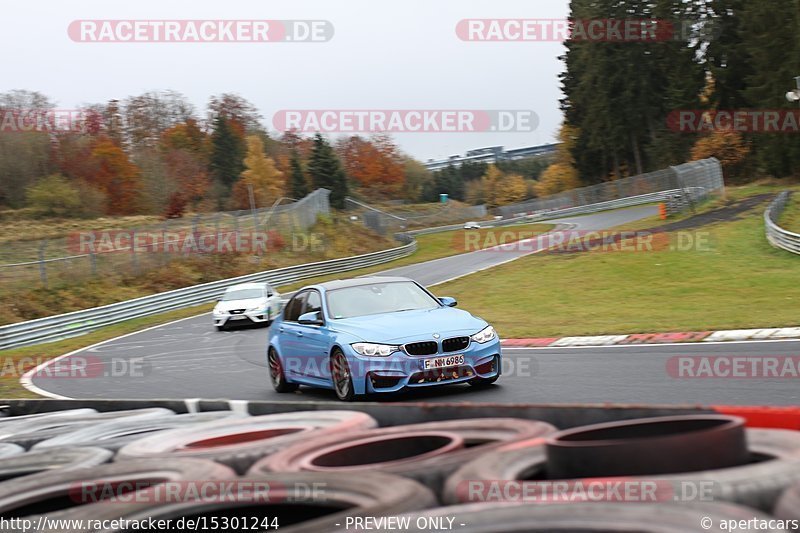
[28,204,799,406]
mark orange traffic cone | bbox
[659,203,668,220]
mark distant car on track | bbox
[463,221,481,230]
[213,282,281,331]
[267,276,501,401]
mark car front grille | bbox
[403,341,439,356]
[442,336,470,352]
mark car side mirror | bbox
[298,311,323,325]
[439,297,458,307]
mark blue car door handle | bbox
[296,331,304,337]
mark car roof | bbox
[225,282,269,291]
[312,276,413,291]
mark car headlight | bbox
[246,306,263,312]
[351,342,400,357]
[471,325,496,343]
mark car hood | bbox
[215,298,265,311]
[330,307,487,343]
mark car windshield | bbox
[326,281,440,319]
[221,289,263,301]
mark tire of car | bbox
[269,348,299,393]
[250,418,557,494]
[330,348,355,402]
[36,471,435,533]
[0,457,235,522]
[115,411,378,474]
[389,501,787,533]
[443,428,800,512]
[0,447,113,482]
[32,412,244,452]
[216,324,226,331]
[0,408,175,449]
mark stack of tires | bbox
[0,406,798,532]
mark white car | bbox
[213,282,281,331]
[464,221,481,230]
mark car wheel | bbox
[215,324,226,332]
[269,348,298,393]
[469,375,499,387]
[331,349,356,402]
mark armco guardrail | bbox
[765,191,800,255]
[0,238,416,350]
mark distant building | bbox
[424,143,558,172]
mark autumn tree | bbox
[338,135,404,199]
[308,134,348,209]
[231,136,285,209]
[535,123,582,197]
[86,137,143,215]
[480,165,505,208]
[690,129,750,182]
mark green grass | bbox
[434,192,800,338]
[780,193,800,234]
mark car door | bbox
[295,290,330,380]
[277,291,308,377]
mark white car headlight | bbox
[471,325,496,343]
[351,342,400,357]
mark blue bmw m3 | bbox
[267,276,501,401]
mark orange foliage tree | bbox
[338,134,404,199]
[86,138,143,215]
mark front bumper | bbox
[213,309,272,327]
[344,337,502,395]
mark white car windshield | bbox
[326,281,440,319]
[222,289,264,301]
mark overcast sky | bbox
[4,0,570,161]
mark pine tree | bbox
[209,115,245,191]
[288,149,309,198]
[308,134,348,209]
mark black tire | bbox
[116,411,377,474]
[0,408,174,449]
[0,447,112,482]
[251,418,556,493]
[269,348,299,393]
[0,457,235,523]
[32,412,243,452]
[216,324,226,331]
[444,427,800,512]
[330,348,355,402]
[36,471,435,533]
[391,501,787,533]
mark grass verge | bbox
[434,189,800,338]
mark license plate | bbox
[229,315,246,320]
[423,354,465,370]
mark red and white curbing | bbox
[501,327,800,348]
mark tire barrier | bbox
[32,411,245,451]
[0,404,798,531]
[115,411,378,474]
[0,447,113,483]
[392,501,788,532]
[444,421,800,512]
[0,408,174,449]
[251,418,557,492]
[775,482,800,524]
[0,458,235,524]
[0,443,24,458]
[36,472,437,533]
